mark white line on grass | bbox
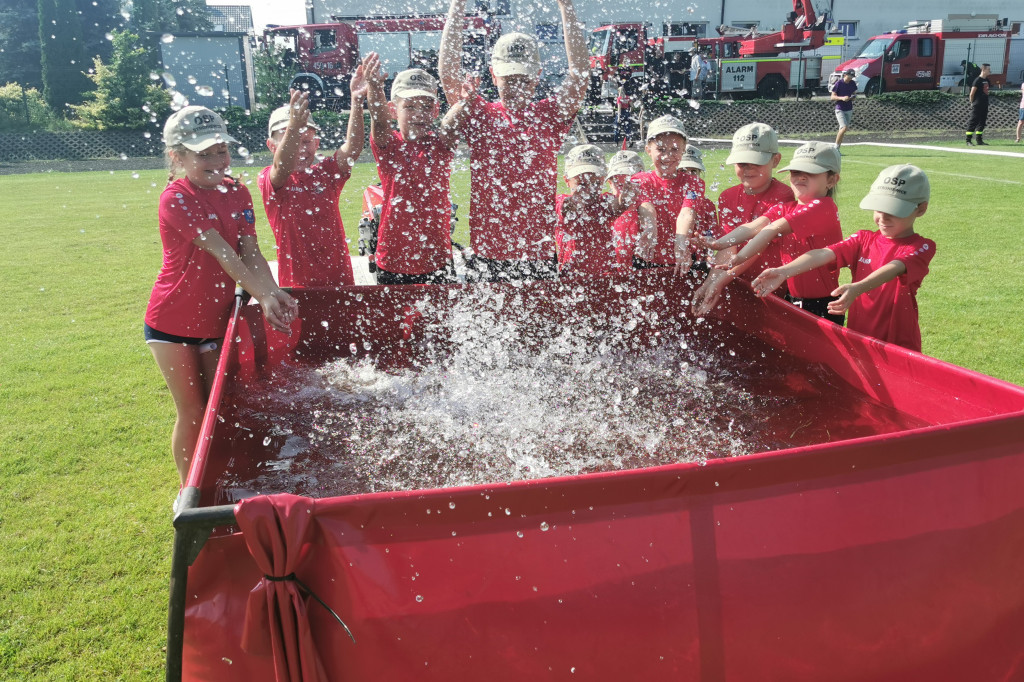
[840,158,1022,185]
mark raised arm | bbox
[750,247,837,298]
[438,76,477,146]
[334,58,371,167]
[553,0,590,120]
[827,259,906,315]
[267,89,311,190]
[364,54,392,150]
[439,0,468,106]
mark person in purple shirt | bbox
[830,69,857,148]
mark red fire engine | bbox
[829,15,1012,95]
[588,0,829,101]
[264,14,500,105]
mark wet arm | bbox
[439,0,468,106]
[334,60,370,166]
[554,0,589,119]
[268,90,309,190]
[751,248,837,297]
[828,259,906,314]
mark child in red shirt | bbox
[258,57,370,287]
[752,165,936,351]
[673,144,718,276]
[555,144,635,276]
[605,150,646,269]
[438,0,589,281]
[367,65,469,284]
[147,106,297,484]
[692,122,792,316]
[712,141,845,324]
[634,115,705,268]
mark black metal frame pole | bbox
[166,491,238,682]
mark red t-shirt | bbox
[716,179,793,275]
[828,229,936,352]
[371,129,455,275]
[763,197,843,299]
[612,209,639,266]
[257,155,354,287]
[146,177,257,338]
[635,170,705,265]
[462,94,571,261]
[555,192,623,276]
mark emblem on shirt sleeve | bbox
[243,209,255,223]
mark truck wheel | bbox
[756,75,786,100]
[864,77,882,96]
[292,78,325,108]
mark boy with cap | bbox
[258,56,371,287]
[366,62,470,284]
[438,0,589,281]
[752,165,935,351]
[555,144,636,276]
[673,145,718,275]
[605,150,646,268]
[830,69,857,148]
[634,115,705,268]
[693,122,792,315]
[710,141,845,323]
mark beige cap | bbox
[491,32,541,78]
[645,115,688,142]
[606,150,645,178]
[725,122,779,165]
[859,164,930,218]
[163,106,238,151]
[564,144,607,179]
[267,104,321,136]
[679,144,705,171]
[391,68,438,101]
[779,141,841,174]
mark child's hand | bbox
[691,271,732,317]
[616,179,639,207]
[673,234,692,276]
[286,89,311,129]
[828,284,858,314]
[751,268,785,298]
[363,52,385,86]
[350,62,369,101]
[261,290,299,335]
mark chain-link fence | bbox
[1,97,1020,162]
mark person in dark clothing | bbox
[966,63,991,145]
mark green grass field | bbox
[0,141,1021,679]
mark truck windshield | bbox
[855,37,892,60]
[589,29,610,57]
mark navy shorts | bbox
[144,324,220,353]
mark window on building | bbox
[836,21,858,39]
[664,22,707,38]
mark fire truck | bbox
[828,15,1012,96]
[587,0,831,102]
[263,14,500,106]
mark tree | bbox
[37,0,92,113]
[76,0,123,66]
[0,1,42,89]
[69,29,170,129]
[123,0,212,35]
[253,42,295,109]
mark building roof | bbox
[207,5,254,34]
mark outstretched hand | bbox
[350,62,369,101]
[285,88,311,130]
[460,74,480,101]
[827,284,858,314]
[673,235,692,276]
[261,289,299,335]
[750,268,786,298]
[362,52,385,87]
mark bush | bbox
[873,90,955,105]
[0,83,62,131]
[69,30,171,130]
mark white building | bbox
[309,0,1024,81]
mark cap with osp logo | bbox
[606,150,645,178]
[779,141,841,175]
[391,68,439,101]
[859,164,930,218]
[491,32,541,78]
[163,106,238,151]
[565,144,607,179]
[679,144,705,172]
[645,115,687,142]
[725,122,779,165]
[267,104,321,137]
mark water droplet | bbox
[160,33,174,44]
[263,437,271,446]
[415,595,424,602]
[539,521,549,531]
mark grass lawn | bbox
[0,141,1021,679]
